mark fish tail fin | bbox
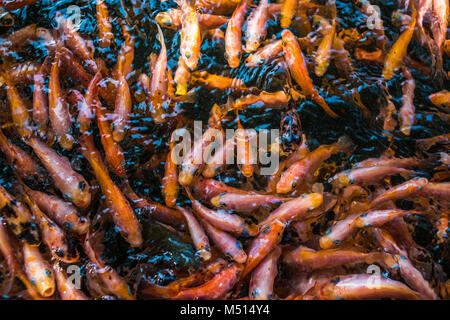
[432,52,447,89]
[400,169,416,180]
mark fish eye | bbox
[78,181,86,191]
[55,248,65,257]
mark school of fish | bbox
[0,0,448,300]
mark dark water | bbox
[0,0,448,298]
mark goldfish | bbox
[241,219,285,279]
[115,22,135,79]
[430,0,448,80]
[77,72,102,134]
[416,0,432,46]
[192,177,253,202]
[245,39,283,67]
[226,90,290,114]
[22,242,55,297]
[394,255,439,300]
[32,58,50,138]
[0,218,46,300]
[236,112,255,177]
[191,71,252,94]
[0,185,40,245]
[172,263,242,299]
[179,126,219,186]
[112,73,132,142]
[95,99,126,177]
[122,180,186,229]
[314,274,421,300]
[329,166,415,189]
[315,20,336,77]
[27,137,91,208]
[369,177,428,208]
[276,136,353,193]
[149,25,169,124]
[201,219,247,263]
[156,9,229,31]
[371,227,407,257]
[281,29,339,118]
[177,206,211,261]
[162,141,179,207]
[174,56,191,96]
[49,48,74,150]
[283,246,393,273]
[21,189,79,263]
[353,156,425,169]
[80,134,142,247]
[84,235,134,300]
[382,7,417,80]
[210,193,287,214]
[225,0,249,68]
[96,0,114,48]
[319,212,360,249]
[3,71,33,138]
[26,188,89,235]
[186,188,258,236]
[266,134,309,193]
[244,0,269,53]
[0,217,17,279]
[179,0,202,70]
[398,68,416,135]
[58,14,98,73]
[259,193,323,227]
[358,209,423,230]
[53,263,88,300]
[0,128,45,182]
[320,209,417,247]
[249,246,281,300]
[58,46,94,88]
